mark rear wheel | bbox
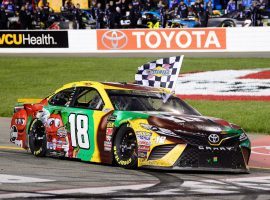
[113,125,138,169]
[221,20,235,27]
[29,119,47,157]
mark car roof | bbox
[56,81,169,93]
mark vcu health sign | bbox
[0,31,68,48]
[97,28,226,50]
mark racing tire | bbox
[221,20,235,27]
[113,125,138,169]
[29,119,47,157]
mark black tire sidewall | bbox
[29,119,47,157]
[221,20,235,27]
[113,125,138,169]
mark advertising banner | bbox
[96,28,227,51]
[0,28,270,54]
[0,31,69,48]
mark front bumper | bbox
[141,144,250,173]
[142,165,249,173]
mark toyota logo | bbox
[208,134,220,144]
[101,30,128,50]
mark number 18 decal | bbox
[69,114,90,149]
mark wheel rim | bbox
[119,131,137,160]
[32,122,45,150]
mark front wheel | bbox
[113,125,138,169]
[29,119,47,157]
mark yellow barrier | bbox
[47,0,89,12]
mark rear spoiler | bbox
[14,98,43,113]
[17,98,43,104]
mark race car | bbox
[10,81,251,172]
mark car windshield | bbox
[106,90,200,115]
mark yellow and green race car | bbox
[10,81,251,172]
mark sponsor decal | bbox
[158,115,203,124]
[105,127,113,150]
[239,133,248,142]
[106,128,113,136]
[97,28,226,50]
[55,140,67,149]
[108,115,117,121]
[48,139,68,150]
[104,141,112,151]
[47,142,54,150]
[100,30,128,49]
[104,147,111,151]
[113,146,132,165]
[106,135,112,142]
[156,136,166,144]
[138,145,150,151]
[56,141,63,149]
[136,131,152,141]
[52,138,57,150]
[176,69,270,101]
[146,65,170,78]
[208,134,220,144]
[138,151,147,158]
[104,141,112,147]
[138,140,151,146]
[206,156,219,164]
[107,121,114,128]
[146,64,171,78]
[198,146,235,151]
[0,31,68,48]
[57,127,67,137]
[137,132,151,152]
[118,159,132,165]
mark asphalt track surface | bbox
[0,117,270,200]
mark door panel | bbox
[45,86,112,163]
[65,87,110,163]
[67,108,95,162]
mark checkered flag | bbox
[135,56,184,92]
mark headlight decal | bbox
[140,123,178,137]
[239,132,248,142]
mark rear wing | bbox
[14,98,43,113]
[17,98,43,104]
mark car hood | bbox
[140,111,244,146]
[140,111,241,135]
[113,110,245,146]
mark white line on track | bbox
[0,183,155,199]
[251,146,270,156]
[0,174,54,184]
[1,175,270,199]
